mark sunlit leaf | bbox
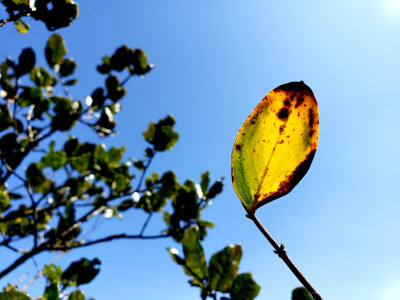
[45,34,67,69]
[43,283,59,300]
[44,264,63,284]
[68,290,85,300]
[0,290,31,300]
[14,20,30,34]
[209,244,242,292]
[181,226,208,284]
[231,81,319,212]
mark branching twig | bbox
[50,232,169,251]
[22,253,65,292]
[0,11,30,27]
[25,183,38,247]
[139,213,153,236]
[135,151,156,192]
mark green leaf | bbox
[16,48,35,77]
[0,104,14,131]
[230,273,260,300]
[292,287,313,300]
[44,264,63,284]
[51,97,82,131]
[59,58,76,77]
[29,67,54,87]
[132,49,148,74]
[32,0,79,31]
[89,88,105,111]
[65,79,78,86]
[181,226,208,284]
[61,258,101,288]
[106,146,125,167]
[18,87,43,107]
[43,283,59,300]
[26,163,46,187]
[209,244,242,292]
[42,150,67,170]
[231,81,319,212]
[200,172,210,195]
[68,290,85,300]
[167,248,186,266]
[0,78,16,99]
[105,75,126,101]
[0,189,11,212]
[110,45,135,71]
[1,61,9,77]
[206,179,223,199]
[45,34,67,69]
[0,290,31,300]
[143,115,179,151]
[14,20,30,34]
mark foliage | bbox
[0,27,228,298]
[168,226,260,300]
[0,2,313,300]
[0,0,78,32]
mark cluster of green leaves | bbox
[169,226,260,300]
[41,258,100,300]
[0,28,234,299]
[0,3,314,300]
[0,258,100,300]
[1,0,78,32]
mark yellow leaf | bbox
[231,81,319,212]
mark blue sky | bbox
[1,1,400,299]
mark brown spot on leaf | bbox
[279,125,285,134]
[308,108,314,127]
[277,108,289,119]
[275,81,313,94]
[235,144,241,151]
[284,99,291,107]
[295,97,304,108]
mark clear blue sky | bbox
[1,1,400,299]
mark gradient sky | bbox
[1,1,400,299]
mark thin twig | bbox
[25,183,38,247]
[57,73,73,101]
[135,151,156,192]
[22,253,65,292]
[49,233,169,250]
[0,11,30,27]
[139,213,153,236]
[246,212,323,300]
[0,245,45,280]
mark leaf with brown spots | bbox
[231,81,319,212]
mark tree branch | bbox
[49,232,169,250]
[0,11,30,27]
[139,213,153,236]
[0,245,45,280]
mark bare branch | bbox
[50,232,169,251]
